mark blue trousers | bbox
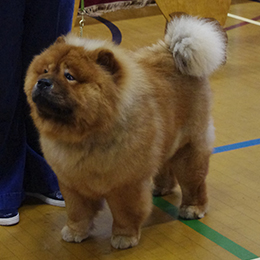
[0,0,74,210]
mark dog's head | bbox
[24,36,124,142]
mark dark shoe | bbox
[0,209,19,226]
[26,191,65,207]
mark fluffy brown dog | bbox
[24,14,227,249]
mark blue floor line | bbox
[213,138,260,154]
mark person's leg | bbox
[22,0,74,73]
[22,0,74,199]
[0,0,26,225]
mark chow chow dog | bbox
[24,14,227,249]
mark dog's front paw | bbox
[61,225,88,243]
[111,234,139,249]
[179,204,208,219]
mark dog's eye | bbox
[44,69,48,73]
[65,72,75,81]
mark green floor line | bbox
[153,197,258,260]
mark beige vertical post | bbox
[72,0,81,29]
[155,0,231,26]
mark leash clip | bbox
[79,15,85,37]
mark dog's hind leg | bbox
[153,161,178,196]
[170,142,212,219]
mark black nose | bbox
[32,78,53,103]
[36,78,53,91]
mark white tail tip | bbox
[165,15,227,77]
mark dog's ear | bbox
[96,50,120,76]
[55,36,66,44]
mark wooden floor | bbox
[1,1,260,259]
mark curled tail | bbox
[165,14,227,77]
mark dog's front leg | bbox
[106,179,152,249]
[59,182,103,243]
